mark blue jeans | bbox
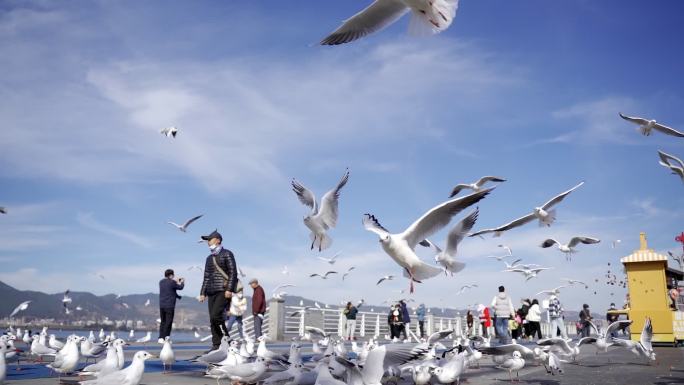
[226,315,243,339]
[495,317,509,343]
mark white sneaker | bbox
[158,338,165,344]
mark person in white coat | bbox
[526,299,542,340]
[227,286,247,339]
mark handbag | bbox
[212,255,242,297]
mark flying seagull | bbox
[160,126,178,138]
[9,301,31,318]
[456,284,478,295]
[0,207,6,214]
[309,271,339,279]
[376,275,395,285]
[611,239,622,249]
[450,176,506,197]
[535,285,566,296]
[540,236,600,260]
[506,267,552,281]
[619,113,684,137]
[342,266,356,281]
[320,0,460,45]
[470,182,584,237]
[424,209,479,275]
[561,278,589,288]
[167,214,203,232]
[363,188,492,292]
[657,150,684,183]
[292,169,349,252]
[317,251,341,265]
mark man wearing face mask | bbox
[198,229,238,350]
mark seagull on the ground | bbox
[376,275,395,285]
[619,113,684,137]
[562,278,589,288]
[317,251,341,265]
[320,0,460,45]
[309,271,338,279]
[160,126,178,138]
[159,336,175,373]
[364,188,492,292]
[167,214,202,232]
[537,337,594,361]
[424,209,478,276]
[470,182,584,237]
[292,169,349,252]
[657,150,684,183]
[495,350,525,383]
[136,332,151,344]
[47,335,81,377]
[540,236,600,260]
[506,267,552,281]
[48,335,65,350]
[535,285,566,296]
[9,301,31,318]
[611,317,656,362]
[80,350,155,385]
[449,176,506,197]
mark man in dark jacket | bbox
[250,278,266,339]
[579,304,592,337]
[158,269,184,343]
[399,300,410,341]
[198,230,238,350]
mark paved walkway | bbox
[5,342,684,384]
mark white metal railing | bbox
[226,307,270,339]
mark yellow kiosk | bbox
[619,232,684,346]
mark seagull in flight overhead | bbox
[562,278,589,289]
[320,0,460,45]
[167,214,203,232]
[317,251,341,265]
[535,285,566,296]
[540,236,600,260]
[9,301,31,318]
[449,176,506,197]
[363,188,493,293]
[611,239,622,249]
[506,267,552,281]
[309,271,339,279]
[0,207,6,214]
[342,266,356,281]
[619,113,684,138]
[376,275,395,285]
[657,150,684,183]
[456,284,478,295]
[292,169,349,252]
[423,209,479,275]
[470,182,584,238]
[160,126,178,138]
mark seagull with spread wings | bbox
[167,214,203,233]
[449,176,506,197]
[292,169,349,252]
[619,113,684,137]
[470,182,584,238]
[376,275,395,285]
[424,209,478,276]
[9,301,31,318]
[540,236,600,260]
[342,266,356,281]
[562,278,589,289]
[535,285,566,296]
[160,126,178,138]
[506,267,552,282]
[317,251,341,265]
[657,150,684,183]
[309,271,339,279]
[320,0,460,46]
[363,188,493,293]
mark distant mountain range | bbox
[2,281,579,329]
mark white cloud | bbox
[76,212,154,249]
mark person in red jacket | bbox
[249,278,266,338]
[478,303,491,338]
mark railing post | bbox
[375,314,380,338]
[267,298,285,341]
[360,313,366,337]
[439,318,444,331]
[427,314,434,335]
[298,308,305,337]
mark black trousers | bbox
[528,321,542,339]
[207,292,230,348]
[418,321,425,338]
[159,307,175,339]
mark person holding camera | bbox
[158,268,185,343]
[198,230,238,350]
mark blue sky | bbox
[1,0,683,312]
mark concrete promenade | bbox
[4,341,684,385]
